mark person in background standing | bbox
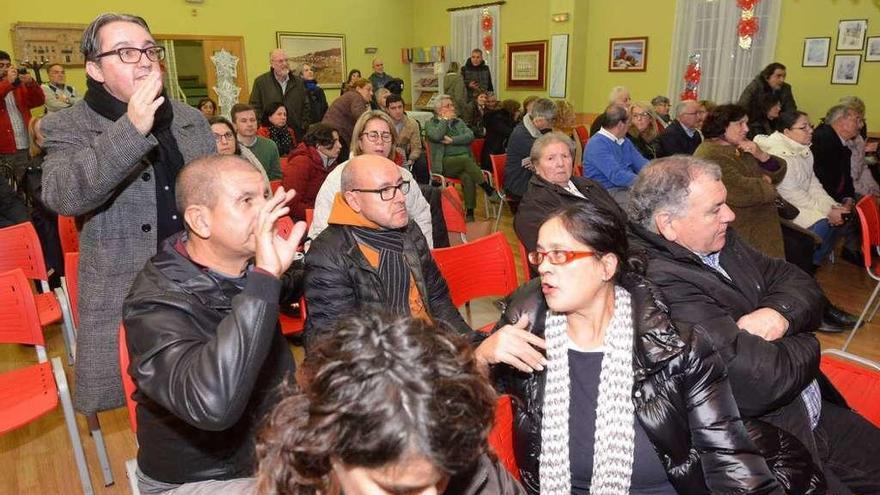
[443,61,467,118]
[195,97,216,118]
[301,62,328,123]
[249,48,311,139]
[1,50,44,183]
[42,63,77,113]
[461,49,494,101]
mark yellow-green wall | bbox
[776,0,880,130]
[2,0,415,106]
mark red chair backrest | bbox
[490,153,506,192]
[118,324,138,434]
[440,186,467,235]
[57,215,80,255]
[305,209,314,231]
[574,125,589,146]
[856,195,879,270]
[431,232,518,308]
[0,222,50,282]
[820,355,880,427]
[270,180,282,194]
[64,252,80,327]
[516,239,531,283]
[487,395,521,481]
[471,138,485,162]
[0,268,46,347]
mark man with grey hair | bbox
[629,156,880,494]
[249,48,311,138]
[41,12,215,415]
[812,104,865,203]
[654,99,705,157]
[651,95,671,126]
[589,85,632,135]
[503,97,557,212]
[583,104,648,207]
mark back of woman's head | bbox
[547,201,636,278]
[255,313,496,495]
[701,104,748,139]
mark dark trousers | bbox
[815,401,880,494]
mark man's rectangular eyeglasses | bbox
[527,250,595,266]
[213,132,234,142]
[94,46,166,64]
[360,131,393,143]
[351,181,410,201]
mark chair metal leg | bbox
[52,358,96,495]
[867,289,880,323]
[54,287,77,365]
[87,413,115,486]
[843,281,880,352]
[125,458,142,495]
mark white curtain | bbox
[450,5,500,94]
[667,0,782,108]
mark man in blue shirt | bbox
[583,105,648,208]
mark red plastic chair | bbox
[57,215,80,255]
[270,180,282,194]
[820,353,880,427]
[440,186,468,245]
[0,222,76,364]
[431,231,518,330]
[470,137,485,165]
[516,239,531,283]
[118,324,143,493]
[0,268,95,495]
[574,125,589,145]
[487,395,521,481]
[305,208,314,230]
[836,195,880,352]
[489,153,514,231]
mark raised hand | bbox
[254,187,307,278]
[127,71,165,136]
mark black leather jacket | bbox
[493,274,823,494]
[123,233,299,484]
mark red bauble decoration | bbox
[736,0,758,10]
[738,17,759,37]
[481,15,494,32]
[680,89,698,101]
[483,35,493,52]
[684,66,702,83]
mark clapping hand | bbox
[127,71,165,136]
[254,187,307,278]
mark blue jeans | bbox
[809,218,842,266]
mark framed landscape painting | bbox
[608,37,648,72]
[276,32,346,88]
[802,37,830,67]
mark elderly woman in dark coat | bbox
[694,104,787,259]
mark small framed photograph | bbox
[831,54,861,84]
[608,37,648,72]
[506,40,548,90]
[866,36,880,62]
[836,19,868,51]
[802,37,831,67]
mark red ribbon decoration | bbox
[481,15,493,32]
[736,0,758,10]
[482,35,494,52]
[738,17,759,37]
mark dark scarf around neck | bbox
[351,226,410,316]
[84,76,186,242]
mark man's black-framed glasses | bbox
[351,180,410,201]
[94,46,166,64]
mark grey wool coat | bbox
[41,99,215,413]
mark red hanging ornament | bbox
[680,89,698,101]
[738,17,759,37]
[481,15,493,32]
[736,0,758,10]
[482,35,494,52]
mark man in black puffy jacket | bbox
[123,155,307,493]
[628,156,880,495]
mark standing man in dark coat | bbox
[461,49,494,101]
[40,13,216,415]
[738,62,797,117]
[628,156,880,494]
[249,49,311,139]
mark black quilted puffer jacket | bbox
[492,273,825,495]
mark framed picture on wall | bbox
[866,36,880,62]
[836,19,868,51]
[831,54,861,84]
[608,37,648,72]
[506,40,548,90]
[276,32,346,88]
[802,37,831,67]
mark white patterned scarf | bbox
[539,285,636,494]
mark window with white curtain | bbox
[450,5,500,94]
[667,0,781,108]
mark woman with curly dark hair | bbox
[255,313,525,495]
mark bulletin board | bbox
[11,22,88,66]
